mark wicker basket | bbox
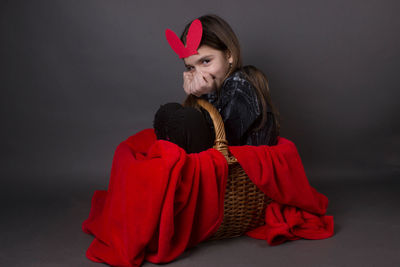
[196,98,272,241]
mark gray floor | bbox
[1,174,399,267]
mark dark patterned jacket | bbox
[199,69,278,146]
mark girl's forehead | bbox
[183,46,222,65]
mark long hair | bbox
[241,65,280,135]
[180,14,280,137]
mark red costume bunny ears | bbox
[165,19,203,59]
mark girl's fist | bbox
[183,70,216,97]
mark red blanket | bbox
[82,128,334,267]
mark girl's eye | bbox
[186,59,210,71]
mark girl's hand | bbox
[183,70,216,97]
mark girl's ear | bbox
[226,49,233,64]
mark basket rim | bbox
[196,98,236,163]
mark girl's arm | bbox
[217,78,261,146]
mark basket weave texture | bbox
[196,98,271,240]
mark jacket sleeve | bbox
[218,78,261,146]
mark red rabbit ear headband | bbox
[165,19,203,59]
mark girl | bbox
[153,14,280,153]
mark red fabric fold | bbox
[229,138,334,245]
[82,129,334,267]
[82,128,228,266]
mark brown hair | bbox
[180,14,280,137]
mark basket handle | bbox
[196,98,231,158]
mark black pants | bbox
[153,103,215,154]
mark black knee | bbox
[153,103,214,153]
[153,102,183,140]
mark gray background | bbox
[1,0,399,266]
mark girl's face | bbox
[183,45,233,90]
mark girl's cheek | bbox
[206,66,218,78]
